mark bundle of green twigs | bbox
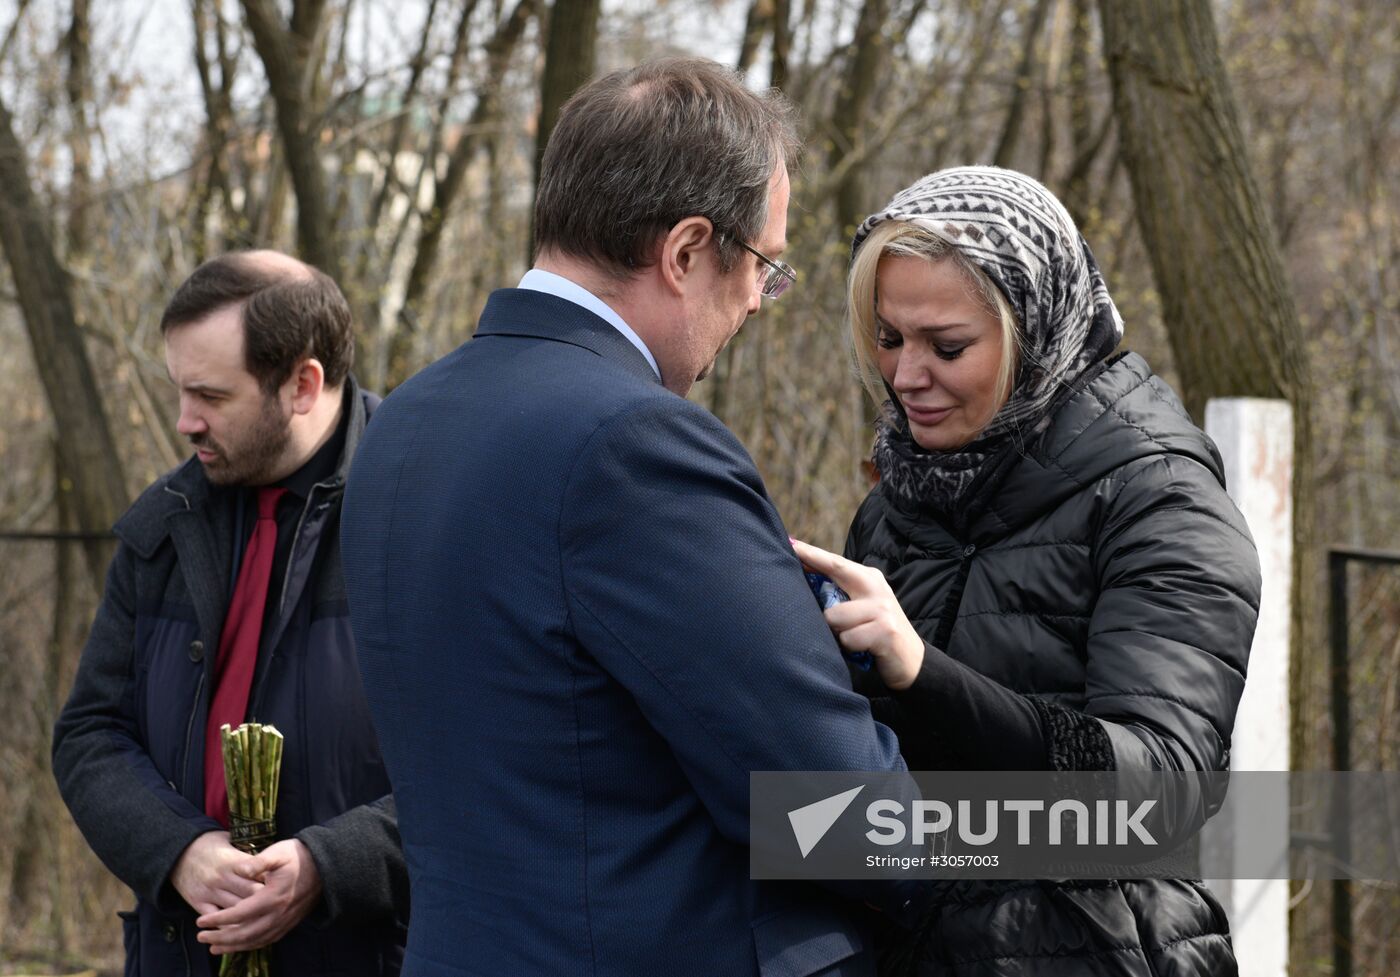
[219,722,284,977]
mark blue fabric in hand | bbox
[804,572,873,671]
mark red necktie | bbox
[204,486,286,826]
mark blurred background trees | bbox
[0,0,1395,972]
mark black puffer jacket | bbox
[845,352,1260,977]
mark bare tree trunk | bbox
[991,0,1052,168]
[1096,0,1317,774]
[7,442,83,951]
[0,0,33,63]
[736,0,771,76]
[0,94,126,590]
[530,0,600,260]
[788,0,819,104]
[770,0,790,90]
[929,0,1007,168]
[257,133,293,245]
[1097,0,1312,427]
[828,0,888,237]
[240,0,344,281]
[213,3,247,248]
[62,0,91,255]
[1060,0,1109,229]
[366,0,482,389]
[191,0,246,257]
[468,131,506,329]
[1037,45,1056,177]
[360,0,446,260]
[395,0,537,380]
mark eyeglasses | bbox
[731,238,797,299]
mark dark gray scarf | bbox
[852,166,1125,517]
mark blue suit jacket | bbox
[341,289,912,976]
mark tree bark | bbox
[240,0,344,281]
[62,0,92,254]
[0,0,32,63]
[1060,0,1110,230]
[529,0,601,260]
[991,0,1053,168]
[0,94,127,588]
[395,0,537,376]
[1096,0,1316,771]
[365,0,481,390]
[828,0,888,237]
[736,0,771,76]
[770,0,790,90]
[191,0,245,256]
[362,0,444,252]
[1097,0,1310,424]
[7,441,84,948]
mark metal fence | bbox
[1327,545,1400,977]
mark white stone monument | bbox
[1203,398,1294,977]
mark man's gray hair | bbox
[533,57,799,275]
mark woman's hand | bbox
[790,539,925,690]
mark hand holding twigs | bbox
[197,839,322,955]
[171,831,263,917]
[213,722,285,977]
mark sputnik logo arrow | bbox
[788,785,865,858]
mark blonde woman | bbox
[794,167,1260,976]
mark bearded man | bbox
[53,250,406,977]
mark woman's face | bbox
[875,255,1009,451]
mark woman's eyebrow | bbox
[875,312,973,333]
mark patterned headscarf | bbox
[851,166,1125,517]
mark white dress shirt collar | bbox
[517,269,661,379]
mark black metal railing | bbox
[1328,545,1400,977]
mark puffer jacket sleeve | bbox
[1085,451,1260,779]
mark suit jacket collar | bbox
[474,288,664,387]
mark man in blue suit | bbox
[341,58,917,976]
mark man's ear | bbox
[287,358,326,416]
[657,217,716,298]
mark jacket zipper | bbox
[249,482,331,720]
[932,542,978,650]
[275,484,320,620]
[179,672,206,794]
